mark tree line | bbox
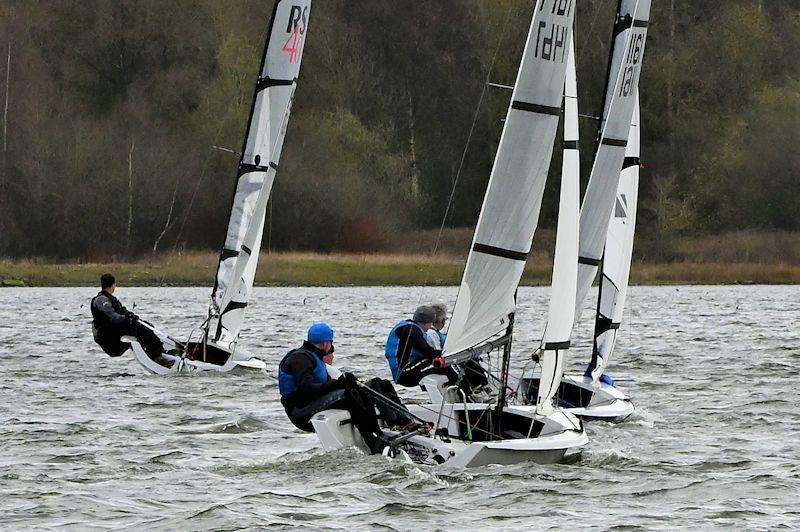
[0,0,796,259]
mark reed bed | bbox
[2,249,798,287]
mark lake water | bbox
[1,285,798,530]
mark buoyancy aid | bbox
[434,329,446,348]
[278,347,329,397]
[91,291,127,326]
[384,320,427,381]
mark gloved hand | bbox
[340,371,359,389]
[125,312,139,324]
[432,356,446,369]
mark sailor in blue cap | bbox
[278,322,388,454]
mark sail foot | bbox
[442,333,512,367]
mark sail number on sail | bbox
[534,0,574,62]
[282,5,309,63]
[618,32,645,97]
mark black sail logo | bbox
[534,0,573,62]
[618,31,645,97]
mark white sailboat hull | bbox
[126,336,267,376]
[443,430,585,468]
[522,371,634,422]
[310,402,587,468]
[311,409,372,454]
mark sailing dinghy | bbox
[523,0,649,421]
[524,97,641,422]
[127,0,312,375]
[311,0,587,467]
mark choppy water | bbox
[1,285,798,530]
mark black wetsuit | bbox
[90,290,163,359]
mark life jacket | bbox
[434,329,446,348]
[278,347,329,397]
[384,320,427,382]
[90,291,129,357]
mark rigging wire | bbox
[409,0,518,307]
[152,114,235,289]
[580,0,615,52]
[386,3,520,413]
[152,20,275,292]
[171,117,233,258]
[400,2,519,398]
[428,1,517,261]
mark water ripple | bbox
[1,285,798,530]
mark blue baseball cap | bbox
[307,322,335,343]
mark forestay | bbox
[589,94,640,381]
[574,0,649,325]
[537,36,580,415]
[210,0,312,345]
[444,0,576,358]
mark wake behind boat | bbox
[125,0,313,375]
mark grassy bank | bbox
[1,251,798,287]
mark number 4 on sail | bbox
[125,0,313,375]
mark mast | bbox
[493,310,515,439]
[536,36,580,416]
[594,0,623,154]
[574,0,650,327]
[209,0,312,347]
[443,0,576,361]
[588,93,640,381]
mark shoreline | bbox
[2,252,799,287]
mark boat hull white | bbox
[521,371,634,422]
[310,403,588,468]
[311,409,372,454]
[126,335,267,376]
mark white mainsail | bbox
[537,37,580,415]
[589,93,639,381]
[444,0,576,358]
[210,0,312,345]
[574,0,649,325]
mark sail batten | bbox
[444,0,576,358]
[511,101,563,115]
[210,0,312,346]
[472,243,529,261]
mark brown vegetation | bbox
[1,231,797,287]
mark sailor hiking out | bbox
[280,322,405,455]
[384,306,445,387]
[90,273,171,367]
[386,305,491,399]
